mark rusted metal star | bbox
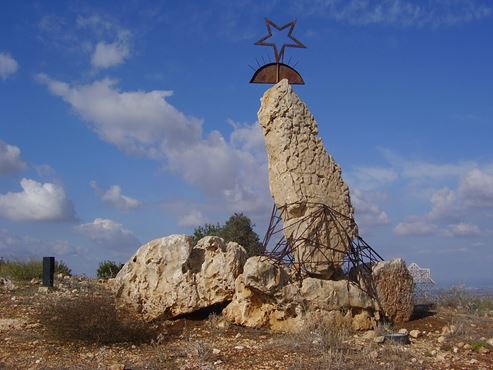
[254,18,306,64]
[250,18,306,85]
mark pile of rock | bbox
[113,235,413,330]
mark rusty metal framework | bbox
[250,18,306,85]
[261,202,383,282]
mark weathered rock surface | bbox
[372,259,414,323]
[223,257,379,331]
[258,79,357,278]
[113,235,247,321]
[0,277,16,292]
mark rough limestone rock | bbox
[223,257,379,331]
[258,79,357,278]
[372,259,414,323]
[113,235,247,321]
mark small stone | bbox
[457,342,465,348]
[362,330,377,339]
[398,328,408,335]
[487,338,493,347]
[71,289,78,293]
[212,348,221,355]
[453,346,459,353]
[469,359,479,364]
[411,358,417,363]
[369,350,378,360]
[234,345,244,350]
[437,336,446,343]
[409,330,420,339]
[430,350,437,356]
[131,345,136,349]
[38,287,50,293]
[464,344,472,350]
[35,359,41,364]
[25,323,42,329]
[235,333,241,338]
[214,360,223,365]
[108,364,125,370]
[441,325,451,336]
[374,336,385,344]
[479,346,489,354]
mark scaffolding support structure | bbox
[261,202,384,283]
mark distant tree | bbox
[192,213,265,257]
[97,260,124,279]
[192,223,222,245]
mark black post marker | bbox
[42,256,55,288]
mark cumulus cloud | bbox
[75,15,132,69]
[91,32,130,69]
[178,210,207,227]
[0,178,76,221]
[77,218,140,251]
[38,75,271,215]
[0,228,80,259]
[394,218,438,236]
[0,52,18,80]
[445,223,480,237]
[348,166,397,190]
[393,168,493,237]
[380,148,477,181]
[0,139,26,174]
[90,181,141,210]
[351,188,390,228]
[458,168,493,208]
[294,0,492,27]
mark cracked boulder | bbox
[113,235,247,321]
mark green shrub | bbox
[192,213,264,257]
[0,258,71,281]
[97,260,124,279]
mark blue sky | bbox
[1,0,492,286]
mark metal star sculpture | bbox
[250,18,306,85]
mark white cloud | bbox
[0,139,26,174]
[458,168,493,208]
[91,181,141,210]
[0,228,80,259]
[428,187,458,221]
[394,168,493,237]
[0,178,76,221]
[380,148,476,181]
[0,52,18,80]
[445,223,480,237]
[38,75,271,215]
[77,218,140,251]
[178,210,207,227]
[351,188,390,227]
[348,166,398,190]
[394,218,437,236]
[91,31,130,69]
[294,0,492,27]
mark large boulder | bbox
[223,257,379,331]
[113,235,247,321]
[257,79,358,278]
[372,259,414,323]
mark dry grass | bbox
[0,258,71,281]
[438,285,493,316]
[37,294,159,344]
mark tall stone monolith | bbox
[258,79,358,278]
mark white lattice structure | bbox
[408,262,436,302]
